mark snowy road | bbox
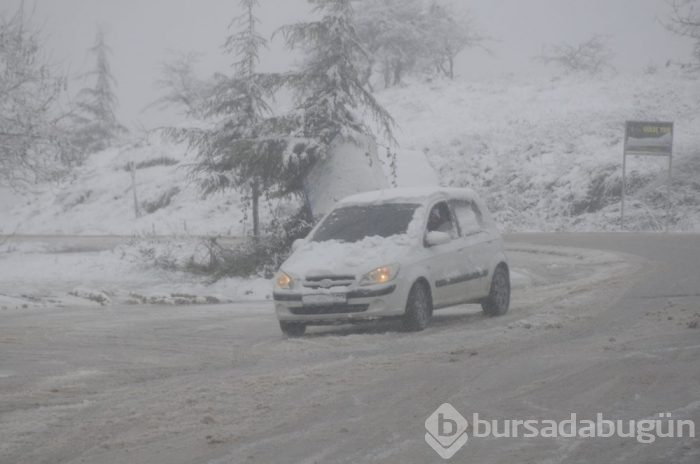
[1,234,699,463]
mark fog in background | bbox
[2,0,692,129]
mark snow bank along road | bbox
[1,233,699,463]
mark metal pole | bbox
[667,151,672,232]
[621,125,627,230]
[621,153,626,230]
[130,161,139,219]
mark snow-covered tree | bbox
[536,36,615,75]
[666,0,700,67]
[72,27,124,155]
[423,1,487,79]
[354,0,426,87]
[185,0,288,237]
[149,51,209,118]
[354,0,487,85]
[279,0,395,147]
[0,4,72,187]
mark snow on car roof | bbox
[338,187,479,206]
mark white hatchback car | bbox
[273,187,510,336]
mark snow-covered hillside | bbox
[0,133,280,236]
[379,70,700,231]
[1,70,699,235]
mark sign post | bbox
[621,121,673,231]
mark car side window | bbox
[450,200,482,236]
[426,201,458,239]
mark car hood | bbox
[282,235,417,279]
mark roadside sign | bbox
[625,121,673,156]
[621,121,673,231]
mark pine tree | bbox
[279,0,395,148]
[72,27,124,155]
[186,0,288,237]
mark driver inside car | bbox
[427,203,456,237]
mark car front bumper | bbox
[273,281,407,324]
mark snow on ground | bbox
[0,237,656,464]
[3,71,698,236]
[0,238,271,309]
[0,234,612,311]
[393,148,439,187]
[379,70,700,232]
[0,71,697,307]
[0,132,295,236]
[304,137,390,217]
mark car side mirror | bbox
[292,238,305,251]
[425,231,451,247]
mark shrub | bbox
[122,157,179,171]
[193,206,314,279]
[141,186,181,214]
[120,206,314,279]
[536,36,615,75]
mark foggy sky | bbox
[2,0,692,129]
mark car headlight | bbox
[274,271,294,290]
[359,264,400,286]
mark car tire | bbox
[481,264,510,317]
[403,281,433,331]
[279,321,306,337]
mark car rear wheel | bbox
[403,281,433,331]
[279,321,306,337]
[481,265,510,316]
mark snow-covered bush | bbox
[141,187,181,214]
[535,36,615,75]
[118,204,313,278]
[202,206,313,279]
[129,157,179,170]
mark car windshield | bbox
[311,203,420,243]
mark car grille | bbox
[303,274,355,289]
[289,304,369,315]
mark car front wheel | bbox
[403,281,433,331]
[279,321,306,337]
[481,265,510,316]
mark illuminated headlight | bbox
[359,264,400,286]
[274,271,294,290]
